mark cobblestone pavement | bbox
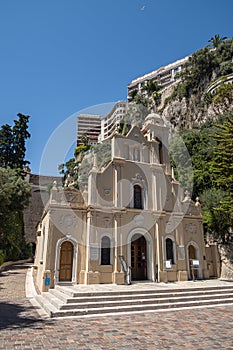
[1,264,233,349]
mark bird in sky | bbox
[140,5,145,11]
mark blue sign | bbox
[45,277,50,286]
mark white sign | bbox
[165,260,172,269]
[192,259,199,267]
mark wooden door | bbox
[59,241,73,282]
[131,235,147,280]
[188,245,198,279]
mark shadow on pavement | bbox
[0,302,53,330]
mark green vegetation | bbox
[211,117,233,217]
[129,80,162,110]
[59,137,112,189]
[0,114,31,265]
[0,168,31,263]
[208,34,228,49]
[74,144,91,157]
[170,113,233,244]
[170,37,233,102]
[0,113,30,169]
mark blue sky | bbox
[0,0,232,175]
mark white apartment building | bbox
[128,56,190,99]
[100,101,128,141]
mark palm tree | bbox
[208,34,227,48]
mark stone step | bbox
[35,294,60,317]
[35,284,233,318]
[61,293,233,311]
[46,298,233,318]
[54,284,233,298]
[50,286,233,304]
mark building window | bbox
[134,185,143,209]
[158,140,163,164]
[166,238,174,264]
[101,236,111,265]
[40,226,45,261]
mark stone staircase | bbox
[35,283,233,318]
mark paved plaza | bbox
[1,263,233,349]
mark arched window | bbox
[101,236,111,265]
[166,238,174,264]
[40,226,45,261]
[134,185,143,209]
[156,138,163,164]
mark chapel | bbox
[34,112,220,292]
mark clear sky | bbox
[0,0,232,175]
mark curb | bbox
[25,266,49,319]
[0,258,33,273]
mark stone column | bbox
[113,214,124,284]
[156,219,167,282]
[84,212,91,284]
[152,170,157,211]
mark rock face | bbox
[161,74,233,129]
[162,93,233,130]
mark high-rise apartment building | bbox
[100,101,128,141]
[77,114,102,145]
[77,102,128,145]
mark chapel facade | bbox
[34,113,220,292]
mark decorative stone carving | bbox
[104,217,111,228]
[195,197,201,207]
[104,189,111,195]
[182,190,191,203]
[58,214,77,228]
[185,223,197,234]
[133,214,144,226]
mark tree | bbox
[170,121,218,197]
[208,34,227,48]
[128,89,138,101]
[142,80,161,95]
[0,124,14,168]
[172,46,218,100]
[200,188,231,244]
[80,133,90,146]
[131,92,149,108]
[142,80,162,110]
[0,114,31,264]
[12,113,31,169]
[212,83,233,108]
[0,113,30,170]
[211,117,233,216]
[0,168,31,263]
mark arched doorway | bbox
[131,234,147,280]
[188,244,198,280]
[59,241,74,282]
